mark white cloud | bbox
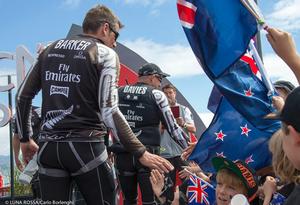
[122,38,203,77]
[61,0,81,8]
[266,0,300,31]
[198,112,213,127]
[263,53,299,86]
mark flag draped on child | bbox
[187,175,216,205]
[177,0,280,172]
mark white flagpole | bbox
[249,40,275,96]
[183,168,215,188]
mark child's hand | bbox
[150,169,166,203]
[263,176,277,198]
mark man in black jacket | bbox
[114,63,187,205]
[15,5,173,205]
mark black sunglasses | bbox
[154,74,163,82]
[99,21,119,41]
[107,23,119,41]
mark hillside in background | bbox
[0,155,11,185]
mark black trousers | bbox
[115,152,156,205]
[38,141,115,205]
[164,156,188,202]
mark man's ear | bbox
[288,125,300,144]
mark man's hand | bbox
[181,141,197,160]
[139,151,174,173]
[20,139,38,165]
[15,156,24,171]
[12,134,24,171]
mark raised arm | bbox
[266,27,300,84]
[152,89,188,149]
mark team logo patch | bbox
[50,85,69,97]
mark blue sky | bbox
[1,0,300,155]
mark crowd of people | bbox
[11,4,300,205]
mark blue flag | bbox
[177,0,280,172]
[189,96,276,172]
[177,0,257,79]
[270,192,286,205]
[187,175,216,205]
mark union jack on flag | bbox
[187,175,215,205]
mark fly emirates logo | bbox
[45,63,81,83]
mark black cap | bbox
[274,80,295,94]
[268,86,300,132]
[138,63,170,78]
[212,157,258,202]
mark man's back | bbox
[31,35,118,141]
[118,82,162,146]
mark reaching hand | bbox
[266,27,298,63]
[272,96,285,111]
[150,169,166,204]
[262,176,277,205]
[266,27,300,84]
[139,151,174,173]
[179,161,201,179]
[20,139,38,165]
[181,141,197,160]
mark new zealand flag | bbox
[187,175,216,205]
[177,0,280,172]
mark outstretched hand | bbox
[139,151,174,173]
[272,95,285,111]
[181,141,197,160]
[150,169,166,204]
[266,27,298,63]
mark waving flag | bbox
[270,192,286,205]
[187,175,215,205]
[177,0,257,79]
[177,0,280,172]
[189,96,276,172]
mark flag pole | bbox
[183,168,215,188]
[249,40,274,95]
[254,0,263,60]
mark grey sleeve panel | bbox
[16,59,42,142]
[96,43,146,158]
[152,89,188,149]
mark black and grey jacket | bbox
[16,34,146,157]
[118,82,188,149]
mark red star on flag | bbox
[244,87,253,97]
[245,155,254,164]
[240,124,252,137]
[215,130,226,141]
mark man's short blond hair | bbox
[82,5,123,34]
